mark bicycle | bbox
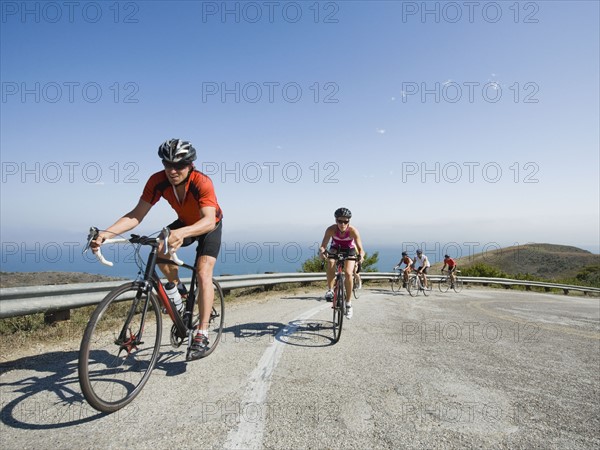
[407,270,432,297]
[438,269,463,293]
[390,266,410,293]
[78,227,225,413]
[325,251,358,343]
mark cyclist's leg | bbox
[197,254,217,332]
[195,221,222,334]
[325,247,338,297]
[344,259,356,301]
[422,267,429,288]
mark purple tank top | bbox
[331,229,355,249]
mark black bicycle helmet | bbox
[334,207,352,219]
[402,251,408,256]
[158,139,197,164]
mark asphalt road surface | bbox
[1,286,599,449]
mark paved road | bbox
[1,287,599,449]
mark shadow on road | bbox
[0,351,108,429]
[276,319,336,347]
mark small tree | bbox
[301,255,325,273]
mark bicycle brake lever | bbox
[161,227,183,266]
[83,226,99,254]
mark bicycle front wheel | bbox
[78,282,162,413]
[407,277,418,297]
[438,277,450,293]
[453,278,464,293]
[390,275,401,293]
[332,279,344,343]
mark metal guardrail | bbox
[0,272,598,319]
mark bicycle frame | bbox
[86,228,198,343]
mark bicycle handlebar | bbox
[85,227,184,267]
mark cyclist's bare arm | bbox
[91,199,152,251]
[349,226,365,262]
[319,225,336,259]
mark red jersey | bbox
[141,170,223,226]
[444,257,456,268]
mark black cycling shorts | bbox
[328,246,357,257]
[167,219,222,259]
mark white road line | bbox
[224,302,330,450]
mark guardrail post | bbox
[562,289,569,295]
[44,309,70,324]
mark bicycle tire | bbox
[352,274,361,299]
[78,282,162,413]
[438,277,450,293]
[332,277,344,343]
[390,275,401,293]
[203,280,225,357]
[422,278,431,296]
[407,276,418,297]
[453,278,464,293]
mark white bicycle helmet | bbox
[158,139,197,164]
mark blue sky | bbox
[1,1,599,273]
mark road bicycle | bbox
[390,266,410,293]
[407,270,432,297]
[78,227,225,413]
[325,251,358,343]
[438,269,464,293]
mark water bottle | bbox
[164,282,183,313]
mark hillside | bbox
[0,272,125,289]
[431,243,599,281]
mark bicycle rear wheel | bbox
[78,282,162,413]
[453,278,464,293]
[332,279,344,343]
[204,280,225,356]
[422,278,431,296]
[439,277,450,293]
[352,273,361,299]
[407,276,418,297]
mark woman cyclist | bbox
[394,251,413,288]
[319,207,365,319]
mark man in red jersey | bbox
[91,139,222,360]
[441,254,457,288]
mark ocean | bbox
[3,240,597,278]
[0,241,458,278]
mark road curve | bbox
[1,286,598,449]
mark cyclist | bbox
[441,254,458,288]
[393,251,413,288]
[319,207,365,319]
[411,249,430,289]
[90,138,223,360]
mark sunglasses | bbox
[163,161,189,171]
[336,219,349,224]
